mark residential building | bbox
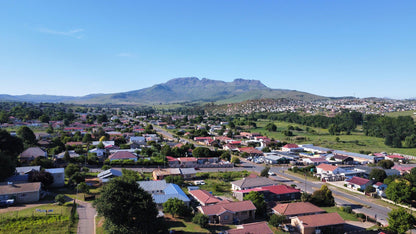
[226,221,273,234]
[108,151,137,161]
[44,168,65,187]
[282,143,303,152]
[272,202,325,218]
[97,169,122,183]
[0,182,41,203]
[198,200,256,224]
[345,176,372,191]
[19,147,47,163]
[233,184,301,201]
[291,212,344,234]
[189,189,221,206]
[231,176,278,191]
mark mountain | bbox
[0,77,328,104]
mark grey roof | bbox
[0,182,41,195]
[333,150,375,160]
[231,176,278,189]
[180,168,196,175]
[15,166,40,174]
[138,180,167,192]
[97,169,122,179]
[45,168,65,174]
[20,147,46,158]
[301,144,333,152]
[152,183,190,204]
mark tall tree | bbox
[28,170,54,188]
[243,191,266,218]
[17,126,37,145]
[369,168,387,182]
[0,130,24,181]
[311,184,335,207]
[94,177,165,234]
[192,147,211,158]
[163,197,191,218]
[388,208,416,234]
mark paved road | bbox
[77,200,96,234]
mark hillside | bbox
[0,77,328,104]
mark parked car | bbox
[268,171,276,176]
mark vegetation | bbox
[243,191,267,218]
[310,185,335,207]
[163,198,192,218]
[192,213,209,228]
[260,166,270,177]
[268,214,286,227]
[369,168,387,182]
[55,194,66,205]
[387,208,416,234]
[0,129,24,181]
[94,176,165,234]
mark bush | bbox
[55,194,66,205]
[102,165,111,170]
[231,156,240,164]
[269,214,286,227]
[341,206,352,213]
[192,213,209,228]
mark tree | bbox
[94,177,164,234]
[369,168,387,182]
[220,151,231,161]
[328,124,341,135]
[28,170,54,188]
[244,191,266,218]
[231,156,240,164]
[260,166,270,178]
[77,182,90,194]
[385,179,416,204]
[164,175,184,186]
[65,163,80,178]
[364,185,375,194]
[387,208,416,234]
[404,134,416,148]
[31,157,54,168]
[82,133,93,143]
[0,130,24,181]
[70,172,86,184]
[192,147,211,158]
[269,214,286,227]
[17,126,37,145]
[265,123,277,132]
[192,213,209,228]
[377,159,394,169]
[55,194,66,205]
[301,192,311,202]
[310,185,335,207]
[163,198,191,218]
[64,150,71,162]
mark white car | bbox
[268,171,276,176]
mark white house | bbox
[44,168,65,187]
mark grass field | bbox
[0,203,77,233]
[254,120,416,156]
[320,206,359,221]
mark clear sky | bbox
[0,1,415,99]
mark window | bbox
[224,215,229,220]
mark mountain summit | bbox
[0,77,327,104]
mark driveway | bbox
[77,200,96,234]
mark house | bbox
[89,148,107,158]
[153,183,190,208]
[19,147,47,163]
[180,168,197,179]
[198,200,256,224]
[138,180,167,194]
[15,166,41,175]
[231,176,278,191]
[385,154,406,163]
[44,168,65,187]
[226,221,273,234]
[237,147,263,156]
[152,168,181,180]
[333,150,384,164]
[300,144,333,154]
[97,169,122,183]
[108,151,137,162]
[7,166,41,183]
[345,176,372,191]
[264,155,287,164]
[166,156,180,167]
[56,150,80,160]
[291,212,344,234]
[189,189,221,206]
[272,202,325,218]
[178,157,198,167]
[333,154,354,164]
[129,136,146,144]
[392,165,415,175]
[373,182,388,197]
[316,164,346,181]
[282,144,303,152]
[303,157,328,165]
[233,184,301,201]
[0,182,41,203]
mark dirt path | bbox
[76,200,96,234]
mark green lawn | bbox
[0,203,77,233]
[320,206,359,221]
[199,179,232,196]
[165,214,234,233]
[254,120,416,156]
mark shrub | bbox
[192,213,209,228]
[55,194,66,205]
[342,206,352,213]
[102,165,111,170]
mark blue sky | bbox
[0,1,415,99]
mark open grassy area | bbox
[385,110,416,120]
[254,120,416,156]
[165,214,235,233]
[199,179,232,196]
[0,203,77,233]
[320,206,359,221]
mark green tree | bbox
[231,156,240,164]
[94,177,164,234]
[369,168,387,182]
[31,157,54,168]
[164,175,184,186]
[65,163,80,178]
[310,184,335,207]
[28,170,54,188]
[77,182,90,194]
[192,213,209,228]
[269,214,286,227]
[328,124,341,135]
[82,133,92,143]
[39,114,50,123]
[265,123,277,132]
[192,147,211,158]
[70,172,86,184]
[364,185,375,194]
[377,159,394,169]
[244,191,266,218]
[404,134,416,148]
[0,130,24,181]
[64,150,71,162]
[387,208,416,234]
[17,126,37,145]
[260,166,270,178]
[386,179,416,204]
[220,151,231,161]
[163,198,191,218]
[55,194,66,205]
